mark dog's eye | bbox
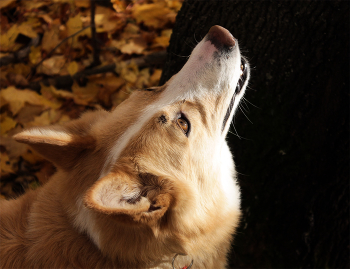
[177,114,190,136]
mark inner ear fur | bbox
[13,110,107,169]
[84,169,174,225]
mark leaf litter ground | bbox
[0,0,183,199]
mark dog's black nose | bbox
[207,25,235,49]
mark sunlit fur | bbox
[0,26,249,268]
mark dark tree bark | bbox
[160,1,349,268]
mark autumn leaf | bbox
[0,87,60,116]
[0,0,15,9]
[93,6,126,33]
[72,81,100,105]
[41,26,61,52]
[29,46,42,65]
[0,0,184,199]
[0,116,17,135]
[132,3,174,29]
[67,61,79,75]
[37,55,66,75]
[66,14,91,49]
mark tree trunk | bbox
[160,1,349,268]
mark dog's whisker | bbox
[193,32,199,45]
[230,120,241,139]
[239,106,253,124]
[240,99,250,112]
[242,96,260,109]
[169,51,191,58]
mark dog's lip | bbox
[207,25,236,49]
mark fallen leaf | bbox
[0,0,16,10]
[6,73,29,87]
[120,37,148,54]
[72,81,100,105]
[74,0,90,8]
[150,69,162,85]
[37,55,66,75]
[29,46,42,65]
[111,0,127,13]
[67,61,79,75]
[66,14,91,49]
[132,3,174,29]
[0,116,17,135]
[152,29,172,48]
[41,26,61,52]
[16,104,46,125]
[135,68,150,89]
[0,86,60,116]
[41,84,75,100]
[93,6,125,33]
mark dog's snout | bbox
[207,25,236,50]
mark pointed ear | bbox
[84,171,173,225]
[13,110,106,169]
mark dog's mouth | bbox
[221,57,249,132]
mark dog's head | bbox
[14,26,250,261]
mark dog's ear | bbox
[13,110,105,169]
[84,171,173,225]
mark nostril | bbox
[207,25,236,49]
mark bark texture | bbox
[160,1,349,268]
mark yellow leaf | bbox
[0,22,37,51]
[28,110,56,127]
[152,29,172,48]
[0,116,17,135]
[74,0,90,8]
[41,84,74,100]
[6,63,32,77]
[66,14,91,48]
[29,46,42,65]
[37,55,66,75]
[111,0,127,12]
[94,6,125,33]
[67,61,79,76]
[150,69,162,85]
[0,87,60,116]
[0,0,15,9]
[72,81,100,105]
[17,23,38,39]
[118,61,139,84]
[41,26,61,52]
[0,25,19,51]
[120,37,147,55]
[23,1,49,9]
[153,36,170,48]
[132,3,173,29]
[135,68,150,89]
[90,75,125,90]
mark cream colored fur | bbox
[0,26,250,268]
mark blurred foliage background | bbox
[0,0,183,199]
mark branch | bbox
[28,51,167,92]
[29,25,91,78]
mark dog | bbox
[0,25,250,268]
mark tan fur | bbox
[0,26,249,268]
